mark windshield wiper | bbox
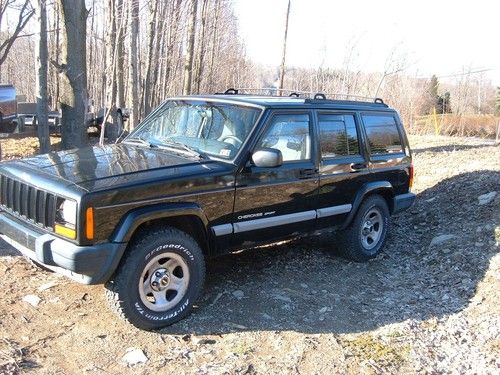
[157,139,207,160]
[122,137,157,148]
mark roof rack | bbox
[215,88,385,104]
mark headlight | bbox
[55,198,77,239]
[55,198,77,227]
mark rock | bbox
[478,191,497,205]
[232,290,244,300]
[272,294,292,303]
[430,234,456,247]
[192,337,216,345]
[318,306,332,313]
[22,294,41,307]
[122,348,148,366]
[38,281,58,292]
[223,322,247,330]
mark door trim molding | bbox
[316,204,352,218]
[211,203,352,236]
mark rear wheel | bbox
[337,195,390,262]
[105,227,205,330]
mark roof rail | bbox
[215,87,385,104]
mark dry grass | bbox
[411,114,500,139]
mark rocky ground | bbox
[0,135,498,374]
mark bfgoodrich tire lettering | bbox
[105,227,205,330]
[337,195,390,262]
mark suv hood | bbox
[7,143,227,191]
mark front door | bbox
[232,111,319,246]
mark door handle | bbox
[299,168,318,179]
[350,163,367,172]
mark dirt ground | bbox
[0,135,499,374]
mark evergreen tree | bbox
[427,75,440,114]
[437,92,452,114]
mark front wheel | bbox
[337,195,390,262]
[105,227,205,330]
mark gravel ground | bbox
[0,135,498,374]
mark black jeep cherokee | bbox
[0,91,415,330]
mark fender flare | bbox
[341,181,394,229]
[110,202,210,243]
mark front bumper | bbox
[0,211,127,284]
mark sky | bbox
[233,0,500,85]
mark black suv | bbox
[0,91,415,330]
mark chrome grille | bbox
[0,174,56,228]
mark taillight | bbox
[408,164,414,190]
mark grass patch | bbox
[341,334,410,367]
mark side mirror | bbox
[251,148,283,168]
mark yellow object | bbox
[55,224,76,239]
[85,207,94,240]
[432,107,441,135]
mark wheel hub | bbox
[150,268,170,292]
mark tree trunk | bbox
[100,0,118,144]
[36,0,50,154]
[182,0,198,95]
[116,0,125,108]
[127,0,139,129]
[278,0,291,94]
[58,0,88,149]
[142,0,158,116]
[194,0,208,94]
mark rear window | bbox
[362,115,402,154]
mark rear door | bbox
[232,110,319,245]
[316,111,370,228]
[360,112,411,194]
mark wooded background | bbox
[0,0,499,150]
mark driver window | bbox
[259,114,311,162]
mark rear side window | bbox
[318,114,359,158]
[362,115,402,154]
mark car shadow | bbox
[161,170,499,335]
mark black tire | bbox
[105,227,205,330]
[337,195,390,262]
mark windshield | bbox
[125,100,262,160]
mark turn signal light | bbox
[85,207,94,240]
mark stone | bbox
[478,192,497,205]
[232,290,244,300]
[122,348,148,366]
[430,234,456,247]
[22,294,41,307]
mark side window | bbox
[318,114,360,158]
[259,114,311,162]
[362,115,403,154]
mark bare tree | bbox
[278,0,291,93]
[142,0,158,115]
[182,0,198,95]
[0,0,34,65]
[35,0,50,153]
[57,0,88,149]
[127,0,139,129]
